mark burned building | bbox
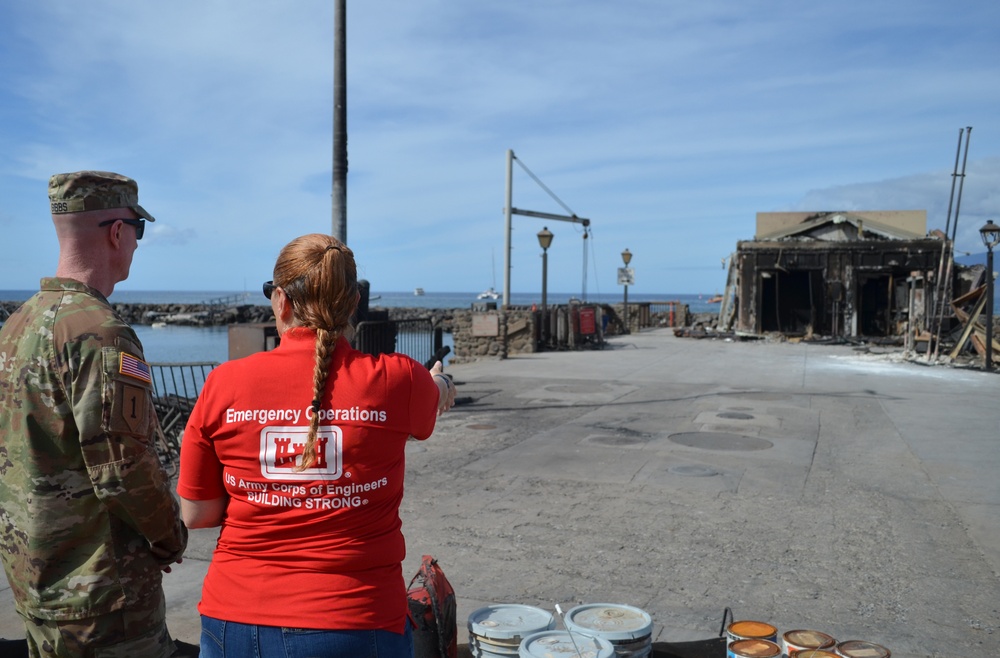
[725,210,945,339]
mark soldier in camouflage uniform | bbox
[0,171,188,657]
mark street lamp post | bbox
[980,220,1000,372]
[537,227,554,348]
[621,248,632,333]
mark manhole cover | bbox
[717,411,754,420]
[669,465,720,477]
[467,424,497,430]
[668,432,773,451]
[585,435,644,447]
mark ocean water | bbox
[1,289,717,364]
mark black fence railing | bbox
[150,361,218,474]
[353,318,441,366]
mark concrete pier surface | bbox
[3,328,998,657]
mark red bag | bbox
[407,555,457,658]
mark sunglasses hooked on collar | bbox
[98,217,145,240]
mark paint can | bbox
[782,629,836,655]
[468,604,556,658]
[563,603,653,658]
[727,638,782,658]
[789,651,839,658]
[834,640,891,658]
[518,630,615,658]
[726,620,779,648]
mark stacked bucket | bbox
[563,604,653,658]
[468,603,651,658]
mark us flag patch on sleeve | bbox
[119,352,152,384]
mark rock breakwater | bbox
[1,301,455,330]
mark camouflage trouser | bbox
[21,595,177,658]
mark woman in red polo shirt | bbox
[178,233,455,658]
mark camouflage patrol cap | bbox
[48,170,156,221]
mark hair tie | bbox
[325,244,340,252]
[312,399,322,412]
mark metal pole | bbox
[623,284,629,334]
[503,149,513,307]
[951,127,973,243]
[929,129,964,358]
[987,245,994,372]
[332,0,347,243]
[931,127,973,359]
[541,247,548,346]
[944,128,964,239]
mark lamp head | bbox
[537,226,554,250]
[621,248,632,265]
[981,220,1000,250]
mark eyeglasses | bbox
[262,281,294,305]
[98,217,145,240]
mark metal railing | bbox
[354,318,440,365]
[150,361,218,474]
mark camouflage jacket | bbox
[0,278,187,620]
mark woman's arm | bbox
[180,496,228,529]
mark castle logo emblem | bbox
[258,425,343,480]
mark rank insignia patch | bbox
[119,352,152,384]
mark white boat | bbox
[478,250,500,300]
[414,288,425,296]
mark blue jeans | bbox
[199,615,413,658]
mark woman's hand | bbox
[430,361,456,415]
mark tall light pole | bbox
[621,248,632,333]
[980,220,1000,371]
[537,227,554,347]
[332,0,347,243]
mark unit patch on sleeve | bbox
[119,352,152,384]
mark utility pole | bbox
[332,0,347,243]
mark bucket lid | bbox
[728,620,778,638]
[783,629,836,648]
[518,630,615,658]
[468,604,556,641]
[729,639,782,658]
[835,640,891,657]
[564,603,653,641]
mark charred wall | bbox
[734,238,944,338]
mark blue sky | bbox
[1,1,998,297]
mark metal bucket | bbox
[726,620,778,648]
[563,603,653,658]
[781,629,836,655]
[468,605,556,658]
[518,630,615,658]
[727,639,782,658]
[834,640,891,658]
